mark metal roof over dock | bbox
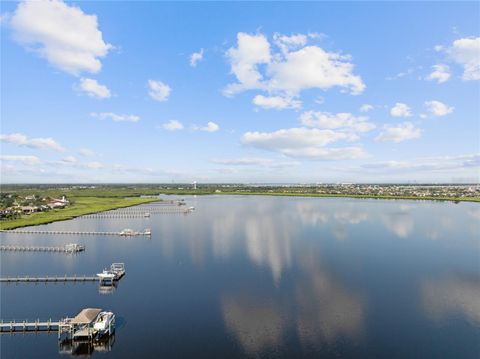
[70,308,102,324]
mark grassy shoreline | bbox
[0,197,158,230]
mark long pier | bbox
[81,213,151,219]
[0,244,85,253]
[0,229,151,236]
[113,207,194,214]
[0,275,99,283]
[1,263,125,284]
[0,319,60,332]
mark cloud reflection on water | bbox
[421,275,480,325]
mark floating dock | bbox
[0,263,125,285]
[0,243,85,253]
[0,229,151,236]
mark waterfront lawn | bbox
[0,196,157,230]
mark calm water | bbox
[1,195,479,358]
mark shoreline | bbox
[159,190,480,203]
[0,197,158,230]
[1,192,478,230]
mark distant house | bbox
[47,196,69,209]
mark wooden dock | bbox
[81,213,151,218]
[1,263,125,284]
[0,275,99,283]
[0,229,151,236]
[0,243,85,253]
[0,319,60,332]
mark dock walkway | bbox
[1,263,125,284]
[0,319,60,332]
[0,244,85,253]
[0,229,151,236]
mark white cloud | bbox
[300,111,375,133]
[252,95,301,110]
[425,64,451,83]
[241,127,367,160]
[376,122,422,143]
[9,0,112,75]
[386,68,414,81]
[79,148,95,157]
[190,48,204,67]
[90,112,139,122]
[61,155,77,163]
[273,33,307,54]
[224,32,365,101]
[224,33,271,96]
[76,77,111,98]
[359,104,373,113]
[424,100,454,117]
[147,79,171,102]
[162,120,184,131]
[0,133,64,151]
[0,155,41,165]
[362,154,480,172]
[211,157,298,168]
[200,121,219,132]
[445,37,480,81]
[277,146,368,160]
[390,103,412,117]
[267,45,365,96]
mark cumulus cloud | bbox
[79,148,95,157]
[224,33,271,95]
[76,78,111,98]
[376,122,422,143]
[390,102,412,117]
[424,100,454,117]
[444,37,480,81]
[190,48,204,67]
[252,95,301,110]
[200,121,220,132]
[359,104,373,113]
[224,32,365,105]
[148,80,171,102]
[300,111,375,133]
[425,64,451,83]
[241,127,367,160]
[9,0,112,75]
[0,155,41,165]
[90,112,139,122]
[162,120,184,131]
[0,133,64,151]
[267,46,365,96]
[273,33,308,54]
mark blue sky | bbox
[1,1,479,183]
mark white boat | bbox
[93,311,115,337]
[119,229,137,236]
[97,270,115,281]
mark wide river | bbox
[1,195,479,358]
